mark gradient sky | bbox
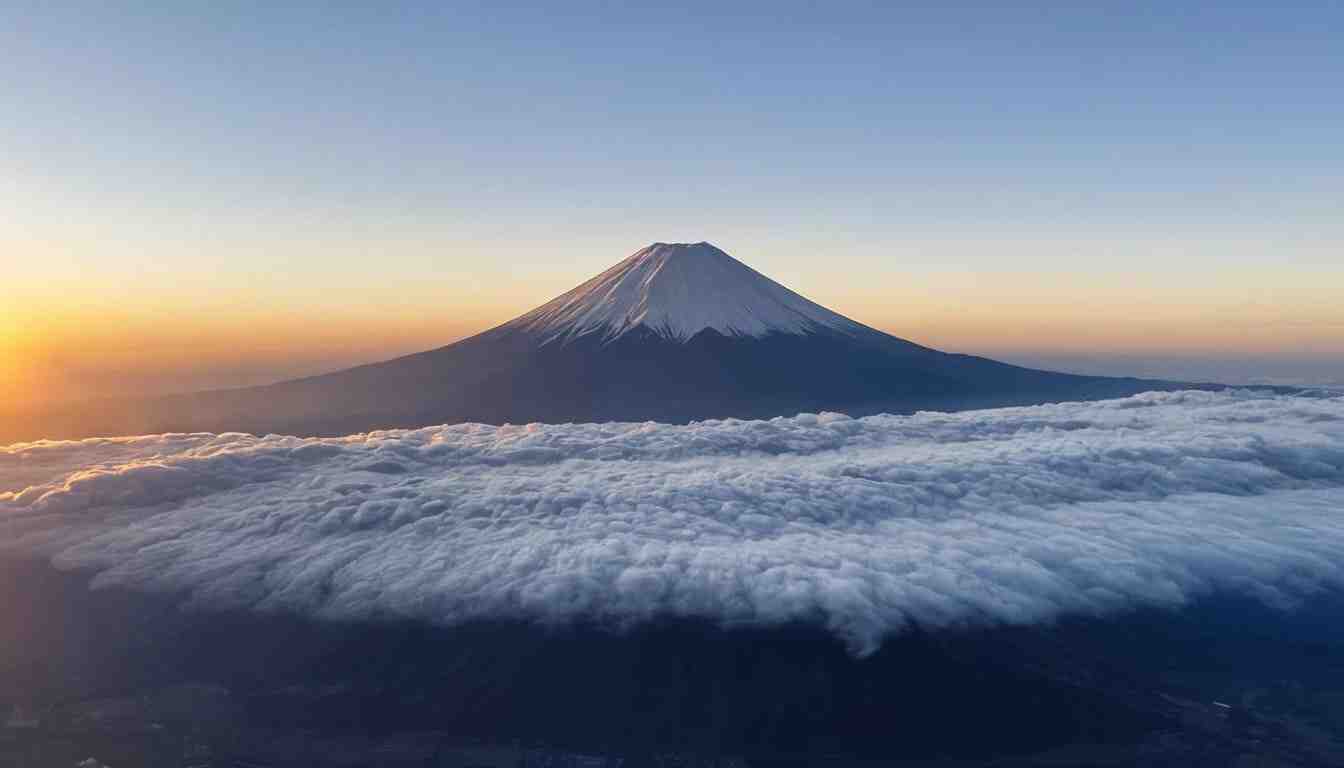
[4,1,1343,405]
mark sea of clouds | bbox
[3,389,1343,653]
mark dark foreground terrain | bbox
[3,557,1344,767]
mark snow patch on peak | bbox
[508,242,865,343]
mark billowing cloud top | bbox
[4,390,1343,654]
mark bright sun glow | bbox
[0,320,36,404]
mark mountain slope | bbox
[510,242,864,342]
[2,242,1197,442]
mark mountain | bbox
[509,240,865,342]
[4,242,1194,442]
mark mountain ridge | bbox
[507,242,864,344]
[0,242,1213,443]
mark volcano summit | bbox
[11,242,1190,441]
[510,241,865,342]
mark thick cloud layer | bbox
[3,390,1343,653]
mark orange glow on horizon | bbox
[2,291,1341,409]
[3,256,1342,408]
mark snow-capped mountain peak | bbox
[508,242,864,343]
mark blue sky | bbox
[3,1,1342,400]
